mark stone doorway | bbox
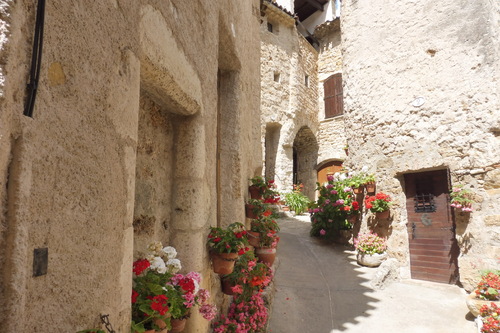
[292,126,318,200]
[404,169,460,284]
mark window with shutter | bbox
[324,73,343,119]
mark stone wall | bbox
[316,19,346,170]
[0,0,261,332]
[341,0,500,288]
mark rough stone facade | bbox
[0,1,261,332]
[260,2,320,199]
[315,19,346,172]
[260,5,346,202]
[341,0,500,288]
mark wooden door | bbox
[317,161,343,185]
[404,170,460,284]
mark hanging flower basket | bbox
[365,182,376,195]
[375,210,390,219]
[353,186,364,195]
[248,185,263,200]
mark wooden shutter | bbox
[324,73,343,118]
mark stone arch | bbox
[293,126,319,200]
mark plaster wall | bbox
[0,1,261,332]
[341,0,500,288]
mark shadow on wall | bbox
[269,215,379,332]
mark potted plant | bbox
[354,231,388,267]
[466,271,500,317]
[248,176,267,199]
[478,302,499,333]
[245,199,269,219]
[365,192,392,219]
[248,210,280,248]
[450,184,475,212]
[207,222,249,274]
[346,174,366,194]
[212,293,268,333]
[131,242,182,333]
[254,230,279,266]
[162,272,217,332]
[363,174,376,194]
[282,184,311,215]
[309,174,360,240]
[220,251,272,299]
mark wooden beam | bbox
[305,0,324,11]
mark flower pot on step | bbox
[247,230,261,248]
[356,252,387,267]
[210,252,238,275]
[255,247,276,266]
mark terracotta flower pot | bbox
[465,293,500,317]
[365,182,376,195]
[210,252,238,275]
[249,185,263,199]
[255,247,276,266]
[375,210,390,219]
[353,186,364,194]
[245,204,258,219]
[169,318,187,333]
[221,277,236,295]
[137,318,168,333]
[247,230,261,248]
[356,252,387,267]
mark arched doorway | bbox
[292,126,318,200]
[316,160,343,185]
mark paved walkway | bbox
[268,214,477,333]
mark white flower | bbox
[166,258,182,273]
[162,246,177,259]
[149,256,167,274]
[361,165,369,173]
[148,241,163,255]
[339,173,347,181]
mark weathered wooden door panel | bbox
[404,170,459,284]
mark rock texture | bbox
[0,1,261,332]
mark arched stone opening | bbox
[293,126,319,200]
[265,123,282,181]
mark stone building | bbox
[341,0,500,289]
[260,0,344,200]
[260,0,499,291]
[0,1,261,332]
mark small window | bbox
[304,75,309,87]
[267,22,273,33]
[274,72,281,83]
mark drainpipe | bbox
[24,0,46,118]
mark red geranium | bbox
[150,294,169,315]
[132,290,139,304]
[133,259,150,276]
[179,277,196,293]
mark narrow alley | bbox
[268,213,477,333]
